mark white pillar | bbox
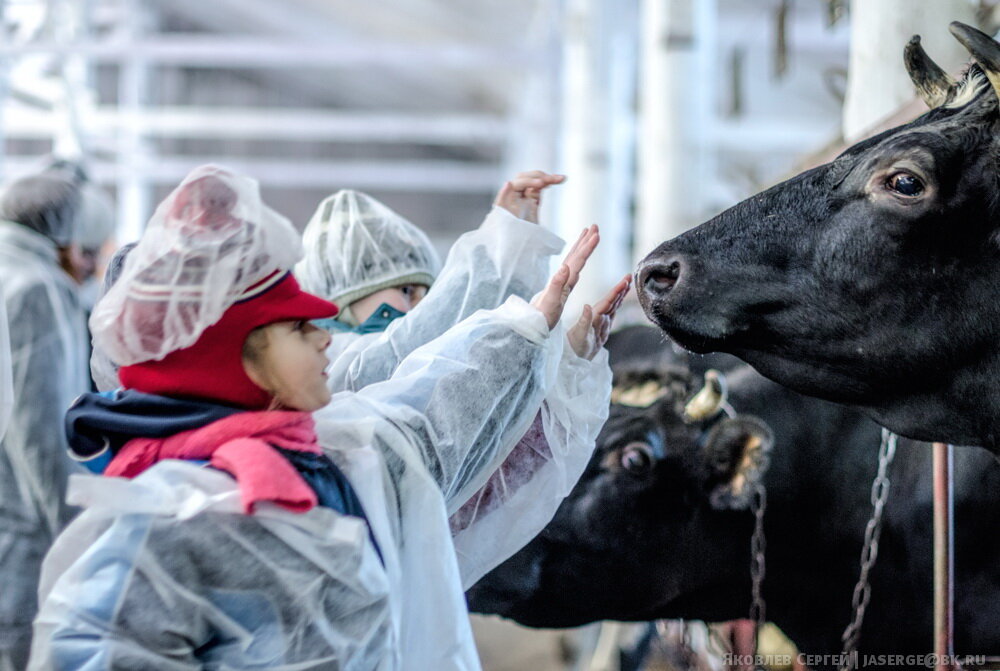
[554,0,638,309]
[842,0,975,142]
[51,0,95,161]
[501,6,562,182]
[0,0,7,177]
[117,0,153,243]
[633,0,713,267]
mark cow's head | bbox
[637,22,1000,449]
[466,359,773,626]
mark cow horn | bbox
[904,35,955,108]
[683,370,727,421]
[950,21,1000,100]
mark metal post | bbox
[0,0,6,177]
[555,0,637,308]
[635,0,714,264]
[117,0,153,243]
[932,442,954,671]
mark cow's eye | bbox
[620,442,654,474]
[886,171,924,197]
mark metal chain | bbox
[748,482,767,665]
[839,428,899,670]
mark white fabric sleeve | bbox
[325,206,564,393]
[449,341,612,588]
[0,287,11,443]
[340,295,557,506]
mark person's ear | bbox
[241,329,274,393]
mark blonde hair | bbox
[241,326,283,410]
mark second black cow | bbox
[468,326,1000,667]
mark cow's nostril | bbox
[641,258,684,295]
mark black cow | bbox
[468,327,1000,668]
[636,22,1000,451]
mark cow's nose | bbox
[639,256,685,297]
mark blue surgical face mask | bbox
[314,303,407,336]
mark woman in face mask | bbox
[295,172,631,588]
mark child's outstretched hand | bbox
[567,274,631,360]
[494,170,566,223]
[530,225,599,330]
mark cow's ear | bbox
[702,417,773,510]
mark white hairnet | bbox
[89,165,302,366]
[295,190,441,309]
[0,172,80,247]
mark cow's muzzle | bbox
[637,255,687,301]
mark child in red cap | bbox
[29,165,623,671]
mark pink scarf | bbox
[106,410,321,514]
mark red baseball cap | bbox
[119,271,337,409]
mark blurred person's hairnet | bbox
[0,160,115,252]
[0,167,81,246]
[89,165,302,367]
[295,190,440,314]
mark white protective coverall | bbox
[31,296,569,670]
[0,288,13,440]
[296,193,612,586]
[0,221,89,669]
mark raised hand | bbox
[530,225,599,330]
[493,170,566,223]
[567,273,632,360]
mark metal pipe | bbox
[932,442,954,671]
[0,37,539,69]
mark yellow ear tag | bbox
[729,434,764,496]
[611,380,667,408]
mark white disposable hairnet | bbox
[0,171,81,247]
[89,165,302,366]
[295,190,441,309]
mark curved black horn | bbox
[904,35,955,108]
[950,21,1000,98]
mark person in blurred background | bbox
[0,161,113,670]
[46,160,116,308]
